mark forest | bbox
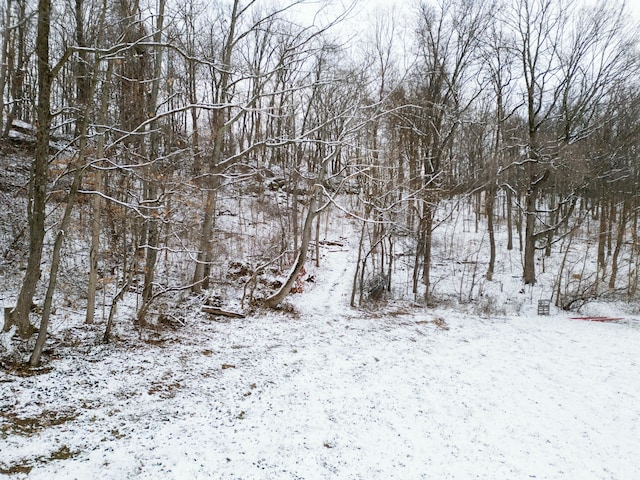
[1,0,640,367]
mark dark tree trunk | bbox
[486,185,496,280]
[422,206,433,301]
[138,0,166,324]
[506,188,513,251]
[7,0,52,338]
[597,199,607,281]
[523,188,538,285]
[609,201,627,289]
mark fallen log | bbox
[201,306,245,318]
[569,316,624,322]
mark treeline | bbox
[1,0,640,365]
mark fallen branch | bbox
[201,306,245,318]
[569,316,624,322]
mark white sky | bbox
[321,0,640,25]
[295,0,640,62]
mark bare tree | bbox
[481,25,516,281]
[504,0,636,284]
[1,0,33,138]
[409,0,492,301]
[190,0,350,293]
[190,0,240,293]
[137,0,166,324]
[6,0,55,338]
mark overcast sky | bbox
[296,0,640,47]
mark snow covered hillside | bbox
[2,242,639,479]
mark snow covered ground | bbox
[2,241,639,479]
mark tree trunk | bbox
[265,186,319,308]
[486,185,496,280]
[386,236,393,293]
[7,0,52,338]
[630,205,639,297]
[523,167,550,285]
[607,199,615,257]
[86,64,112,324]
[597,199,607,281]
[506,188,513,251]
[0,0,12,135]
[350,220,366,307]
[422,206,433,301]
[192,180,219,292]
[191,0,239,292]
[31,144,87,366]
[189,59,202,174]
[86,167,102,324]
[315,209,321,268]
[31,9,101,363]
[523,188,538,285]
[103,271,134,343]
[138,0,165,324]
[412,227,423,296]
[609,201,627,289]
[545,193,556,257]
[3,0,28,138]
[73,0,89,139]
[265,149,334,308]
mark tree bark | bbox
[73,0,89,139]
[7,0,52,338]
[523,187,538,285]
[422,207,433,301]
[609,201,626,289]
[138,0,166,324]
[86,75,110,323]
[31,142,88,365]
[596,199,607,281]
[506,188,513,251]
[350,219,366,307]
[3,0,28,138]
[486,185,496,280]
[191,0,239,293]
[523,169,549,285]
[265,185,319,308]
[0,0,12,136]
[265,148,335,308]
[30,14,101,364]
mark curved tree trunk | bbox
[264,188,318,308]
[265,148,335,308]
[30,149,86,366]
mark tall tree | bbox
[506,0,635,284]
[482,25,515,281]
[411,0,492,300]
[137,0,166,324]
[6,0,53,338]
[190,0,240,292]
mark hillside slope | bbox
[1,234,639,479]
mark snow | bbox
[0,326,17,355]
[2,236,640,479]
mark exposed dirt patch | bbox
[0,444,80,476]
[1,408,78,437]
